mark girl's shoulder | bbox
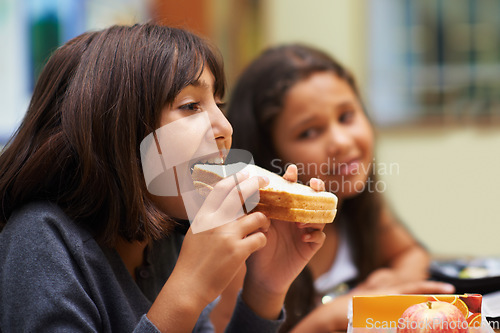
[0,200,97,268]
[1,200,92,243]
[0,204,152,331]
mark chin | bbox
[322,174,372,199]
[153,195,188,220]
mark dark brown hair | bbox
[0,23,226,247]
[226,44,381,331]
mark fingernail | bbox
[303,233,311,241]
[240,169,249,177]
[261,175,270,185]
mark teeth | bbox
[208,157,224,164]
[196,156,224,165]
[190,155,225,174]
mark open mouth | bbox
[189,150,227,174]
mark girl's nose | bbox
[326,126,352,156]
[209,104,233,144]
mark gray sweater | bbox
[0,201,284,332]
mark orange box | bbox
[349,294,488,333]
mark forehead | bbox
[191,61,224,98]
[195,68,215,87]
[284,72,358,111]
[178,68,216,96]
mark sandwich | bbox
[191,162,337,224]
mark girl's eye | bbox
[298,127,322,140]
[339,110,355,123]
[179,102,202,112]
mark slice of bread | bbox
[192,162,338,223]
[193,181,336,223]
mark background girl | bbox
[225,44,454,332]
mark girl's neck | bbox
[115,238,148,281]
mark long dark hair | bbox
[0,23,225,247]
[226,44,382,331]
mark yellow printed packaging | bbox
[348,294,493,333]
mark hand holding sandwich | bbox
[242,164,328,320]
[149,170,275,331]
[190,161,335,322]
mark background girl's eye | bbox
[179,102,202,112]
[298,127,322,140]
[339,110,355,123]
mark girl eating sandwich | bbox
[0,24,327,332]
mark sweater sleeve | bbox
[224,292,285,333]
[134,315,161,333]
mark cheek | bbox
[277,142,326,182]
[356,119,375,158]
[225,137,232,152]
[354,122,375,185]
[272,124,325,179]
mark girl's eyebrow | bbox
[291,116,318,132]
[290,100,357,132]
[190,79,213,93]
[337,100,357,109]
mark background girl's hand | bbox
[242,164,327,318]
[353,277,455,295]
[357,268,404,290]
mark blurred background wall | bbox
[1,0,499,257]
[255,0,500,258]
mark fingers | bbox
[282,164,298,182]
[203,169,250,210]
[296,222,326,243]
[397,281,456,295]
[242,231,268,254]
[216,175,269,218]
[204,170,268,211]
[302,229,326,245]
[282,165,326,193]
[238,212,270,253]
[297,222,326,231]
[417,281,456,294]
[298,222,326,249]
[236,212,271,238]
[193,169,269,234]
[309,177,326,192]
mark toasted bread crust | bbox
[252,203,336,224]
[258,190,336,210]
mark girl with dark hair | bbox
[0,25,328,332]
[225,44,454,332]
